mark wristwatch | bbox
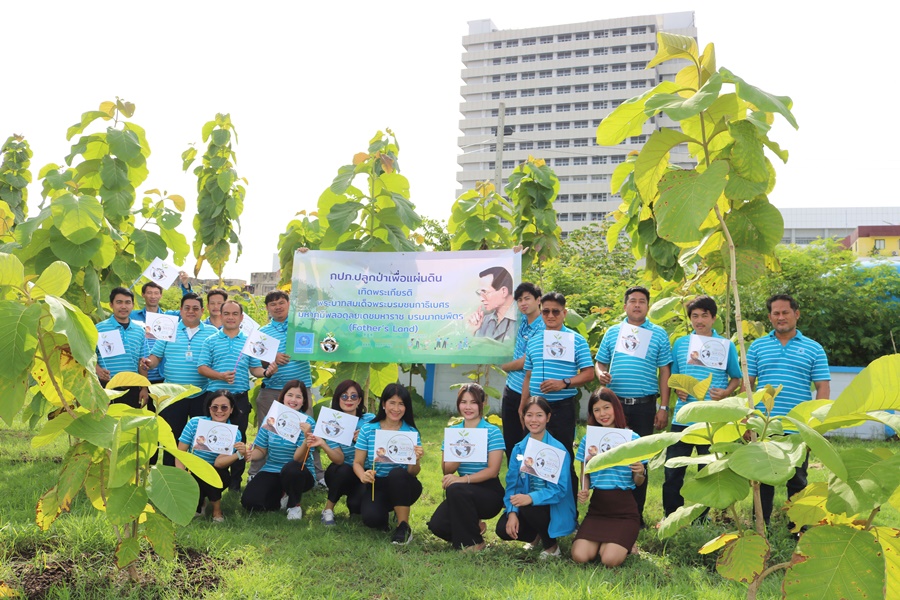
[563,378,572,389]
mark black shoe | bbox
[391,521,412,545]
[229,484,241,493]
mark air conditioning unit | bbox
[892,251,898,256]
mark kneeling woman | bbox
[353,383,423,545]
[571,388,646,567]
[496,397,577,558]
[241,380,316,520]
[306,379,374,525]
[177,390,249,523]
[427,383,505,551]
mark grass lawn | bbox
[1,406,897,599]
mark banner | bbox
[287,250,521,363]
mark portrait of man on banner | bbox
[469,265,517,343]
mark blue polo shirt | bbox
[355,421,421,478]
[326,413,376,464]
[523,326,593,402]
[442,418,505,477]
[179,416,242,466]
[576,430,645,490]
[198,330,262,393]
[150,322,217,396]
[505,314,546,394]
[252,412,316,473]
[258,318,312,389]
[96,316,145,378]
[595,319,673,398]
[671,331,742,426]
[746,330,830,417]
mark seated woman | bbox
[427,383,505,551]
[306,379,375,525]
[177,390,248,523]
[353,383,423,545]
[241,380,316,520]
[572,388,646,567]
[495,397,577,559]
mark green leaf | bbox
[720,68,798,129]
[634,129,696,201]
[32,411,76,447]
[656,161,729,243]
[65,412,117,448]
[326,201,364,233]
[586,431,682,471]
[785,417,848,481]
[0,375,29,425]
[99,155,129,191]
[107,483,149,525]
[115,538,142,569]
[675,396,752,424]
[211,129,230,147]
[44,295,98,367]
[149,383,201,414]
[681,467,750,509]
[873,526,900,597]
[57,444,93,510]
[645,72,723,121]
[728,120,768,182]
[31,262,72,300]
[0,252,25,286]
[716,532,769,584]
[669,374,713,404]
[784,525,883,600]
[596,81,680,145]
[66,110,113,140]
[142,511,175,560]
[131,229,168,261]
[728,440,797,486]
[785,482,830,531]
[217,169,236,193]
[146,465,200,527]
[106,128,142,162]
[657,503,707,539]
[829,354,900,418]
[724,198,784,254]
[0,301,40,376]
[48,227,102,267]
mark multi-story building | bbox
[457,13,697,237]
[781,207,900,246]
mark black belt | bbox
[620,394,657,405]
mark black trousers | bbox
[209,390,249,490]
[662,423,711,517]
[760,453,809,524]
[325,463,364,509]
[546,397,577,501]
[501,386,525,463]
[622,399,656,527]
[427,478,505,548]
[160,394,203,467]
[359,468,422,530]
[241,461,314,512]
[194,466,231,510]
[496,504,555,549]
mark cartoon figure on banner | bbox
[598,430,630,453]
[320,414,345,439]
[521,456,538,476]
[101,339,115,355]
[374,447,394,463]
[320,333,339,353]
[449,430,475,459]
[150,265,167,281]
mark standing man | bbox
[141,293,218,466]
[595,286,672,527]
[499,282,544,462]
[248,290,319,482]
[198,300,273,492]
[663,295,742,517]
[747,294,830,524]
[469,266,517,342]
[131,276,188,384]
[96,287,147,408]
[521,292,594,480]
[203,289,228,329]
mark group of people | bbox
[95,272,830,565]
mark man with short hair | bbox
[96,287,147,408]
[663,295,742,517]
[203,289,228,329]
[142,293,218,466]
[469,266,517,342]
[198,300,273,491]
[132,279,186,384]
[521,292,594,485]
[595,285,672,526]
[747,293,830,524]
[499,282,544,461]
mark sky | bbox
[4,1,896,281]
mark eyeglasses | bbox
[210,405,230,412]
[182,306,201,311]
[341,394,360,401]
[475,288,497,298]
[541,308,564,316]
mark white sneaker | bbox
[321,509,336,526]
[539,546,560,560]
[286,506,303,521]
[280,494,289,511]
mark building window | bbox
[520,123,534,131]
[612,46,627,54]
[631,26,647,35]
[575,84,589,93]
[591,175,608,182]
[506,73,517,81]
[591,192,609,200]
[631,44,647,53]
[875,239,886,250]
[576,31,590,41]
[612,63,627,72]
[540,36,554,44]
[612,28,627,37]
[522,71,535,80]
[503,143,516,151]
[593,100,608,109]
[574,120,588,129]
[506,39,519,48]
[573,157,587,166]
[594,65,608,73]
[487,161,495,169]
[574,138,588,147]
[557,34,572,42]
[491,92,500,100]
[575,49,589,58]
[501,160,515,169]
[590,212,608,220]
[592,119,602,126]
[610,154,626,164]
[559,213,569,220]
[520,141,533,150]
[520,107,535,115]
[629,135,648,144]
[594,83,608,91]
[594,47,609,56]
[557,51,571,59]
[523,55,536,63]
[493,58,502,66]
[556,140,570,149]
[490,109,498,117]
[557,86,571,94]
[559,194,569,202]
[539,105,552,113]
[574,102,588,111]
[631,61,647,70]
[557,104,570,112]
[492,75,501,82]
[631,80,647,88]
[523,37,536,46]
[611,99,624,108]
[505,107,516,116]
[556,121,570,129]
[555,158,570,166]
[573,193,587,202]
[540,53,553,61]
[592,156,608,164]
[489,144,496,152]
[575,66,589,76]
[493,41,503,49]
[558,176,570,182]
[594,30,609,38]
[573,175,587,182]
[538,123,552,131]
[538,140,551,149]
[505,90,517,98]
[612,81,627,90]
[539,88,553,96]
[506,57,518,64]
[540,70,553,78]
[557,68,571,77]
[521,89,535,97]
[572,212,586,221]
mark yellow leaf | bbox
[874,526,900,596]
[99,101,116,118]
[107,372,151,388]
[352,152,369,166]
[699,43,716,84]
[379,155,394,174]
[675,64,698,96]
[167,194,186,211]
[0,583,20,597]
[699,532,739,554]
[648,32,699,70]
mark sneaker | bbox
[523,535,541,551]
[321,509,336,526]
[316,478,328,491]
[287,506,303,521]
[391,521,413,545]
[280,494,289,511]
[539,546,560,560]
[212,515,225,523]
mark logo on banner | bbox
[320,333,339,353]
[295,332,314,354]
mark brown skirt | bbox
[574,488,640,549]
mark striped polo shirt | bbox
[355,421,421,478]
[505,314,546,394]
[326,413,375,464]
[198,330,262,393]
[252,411,316,473]
[595,319,673,398]
[671,331,743,426]
[150,322,217,396]
[131,307,181,381]
[442,418,505,476]
[523,325,593,402]
[746,330,830,417]
[576,430,644,490]
[96,316,145,377]
[179,416,242,466]
[258,318,312,388]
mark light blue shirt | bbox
[576,430,644,490]
[252,411,316,473]
[355,421,421,478]
[258,318,312,389]
[151,321,218,396]
[505,314,546,394]
[671,331,742,426]
[523,326,593,402]
[198,330,262,393]
[96,316,145,378]
[596,319,673,397]
[746,330,830,417]
[442,418,505,477]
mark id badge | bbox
[185,351,196,364]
